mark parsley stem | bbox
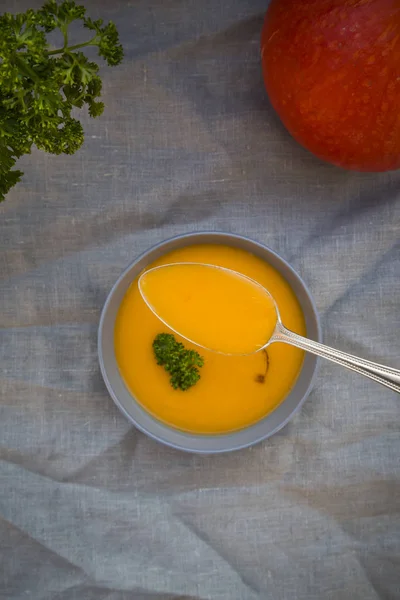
[62,25,68,50]
[14,56,40,83]
[48,37,98,55]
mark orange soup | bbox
[115,244,306,434]
[140,263,278,354]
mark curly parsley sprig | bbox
[153,333,204,391]
[0,0,123,201]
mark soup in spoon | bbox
[139,263,277,355]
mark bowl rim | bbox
[98,231,322,453]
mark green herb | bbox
[153,333,204,391]
[0,0,123,201]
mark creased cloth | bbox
[1,1,399,599]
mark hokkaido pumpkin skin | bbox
[261,0,400,172]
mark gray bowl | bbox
[98,232,321,453]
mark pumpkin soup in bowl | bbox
[98,231,320,453]
[114,244,306,434]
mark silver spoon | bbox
[139,263,400,393]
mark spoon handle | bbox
[272,323,400,394]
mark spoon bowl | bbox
[139,262,280,356]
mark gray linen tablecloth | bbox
[1,1,399,599]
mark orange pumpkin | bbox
[261,0,400,172]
